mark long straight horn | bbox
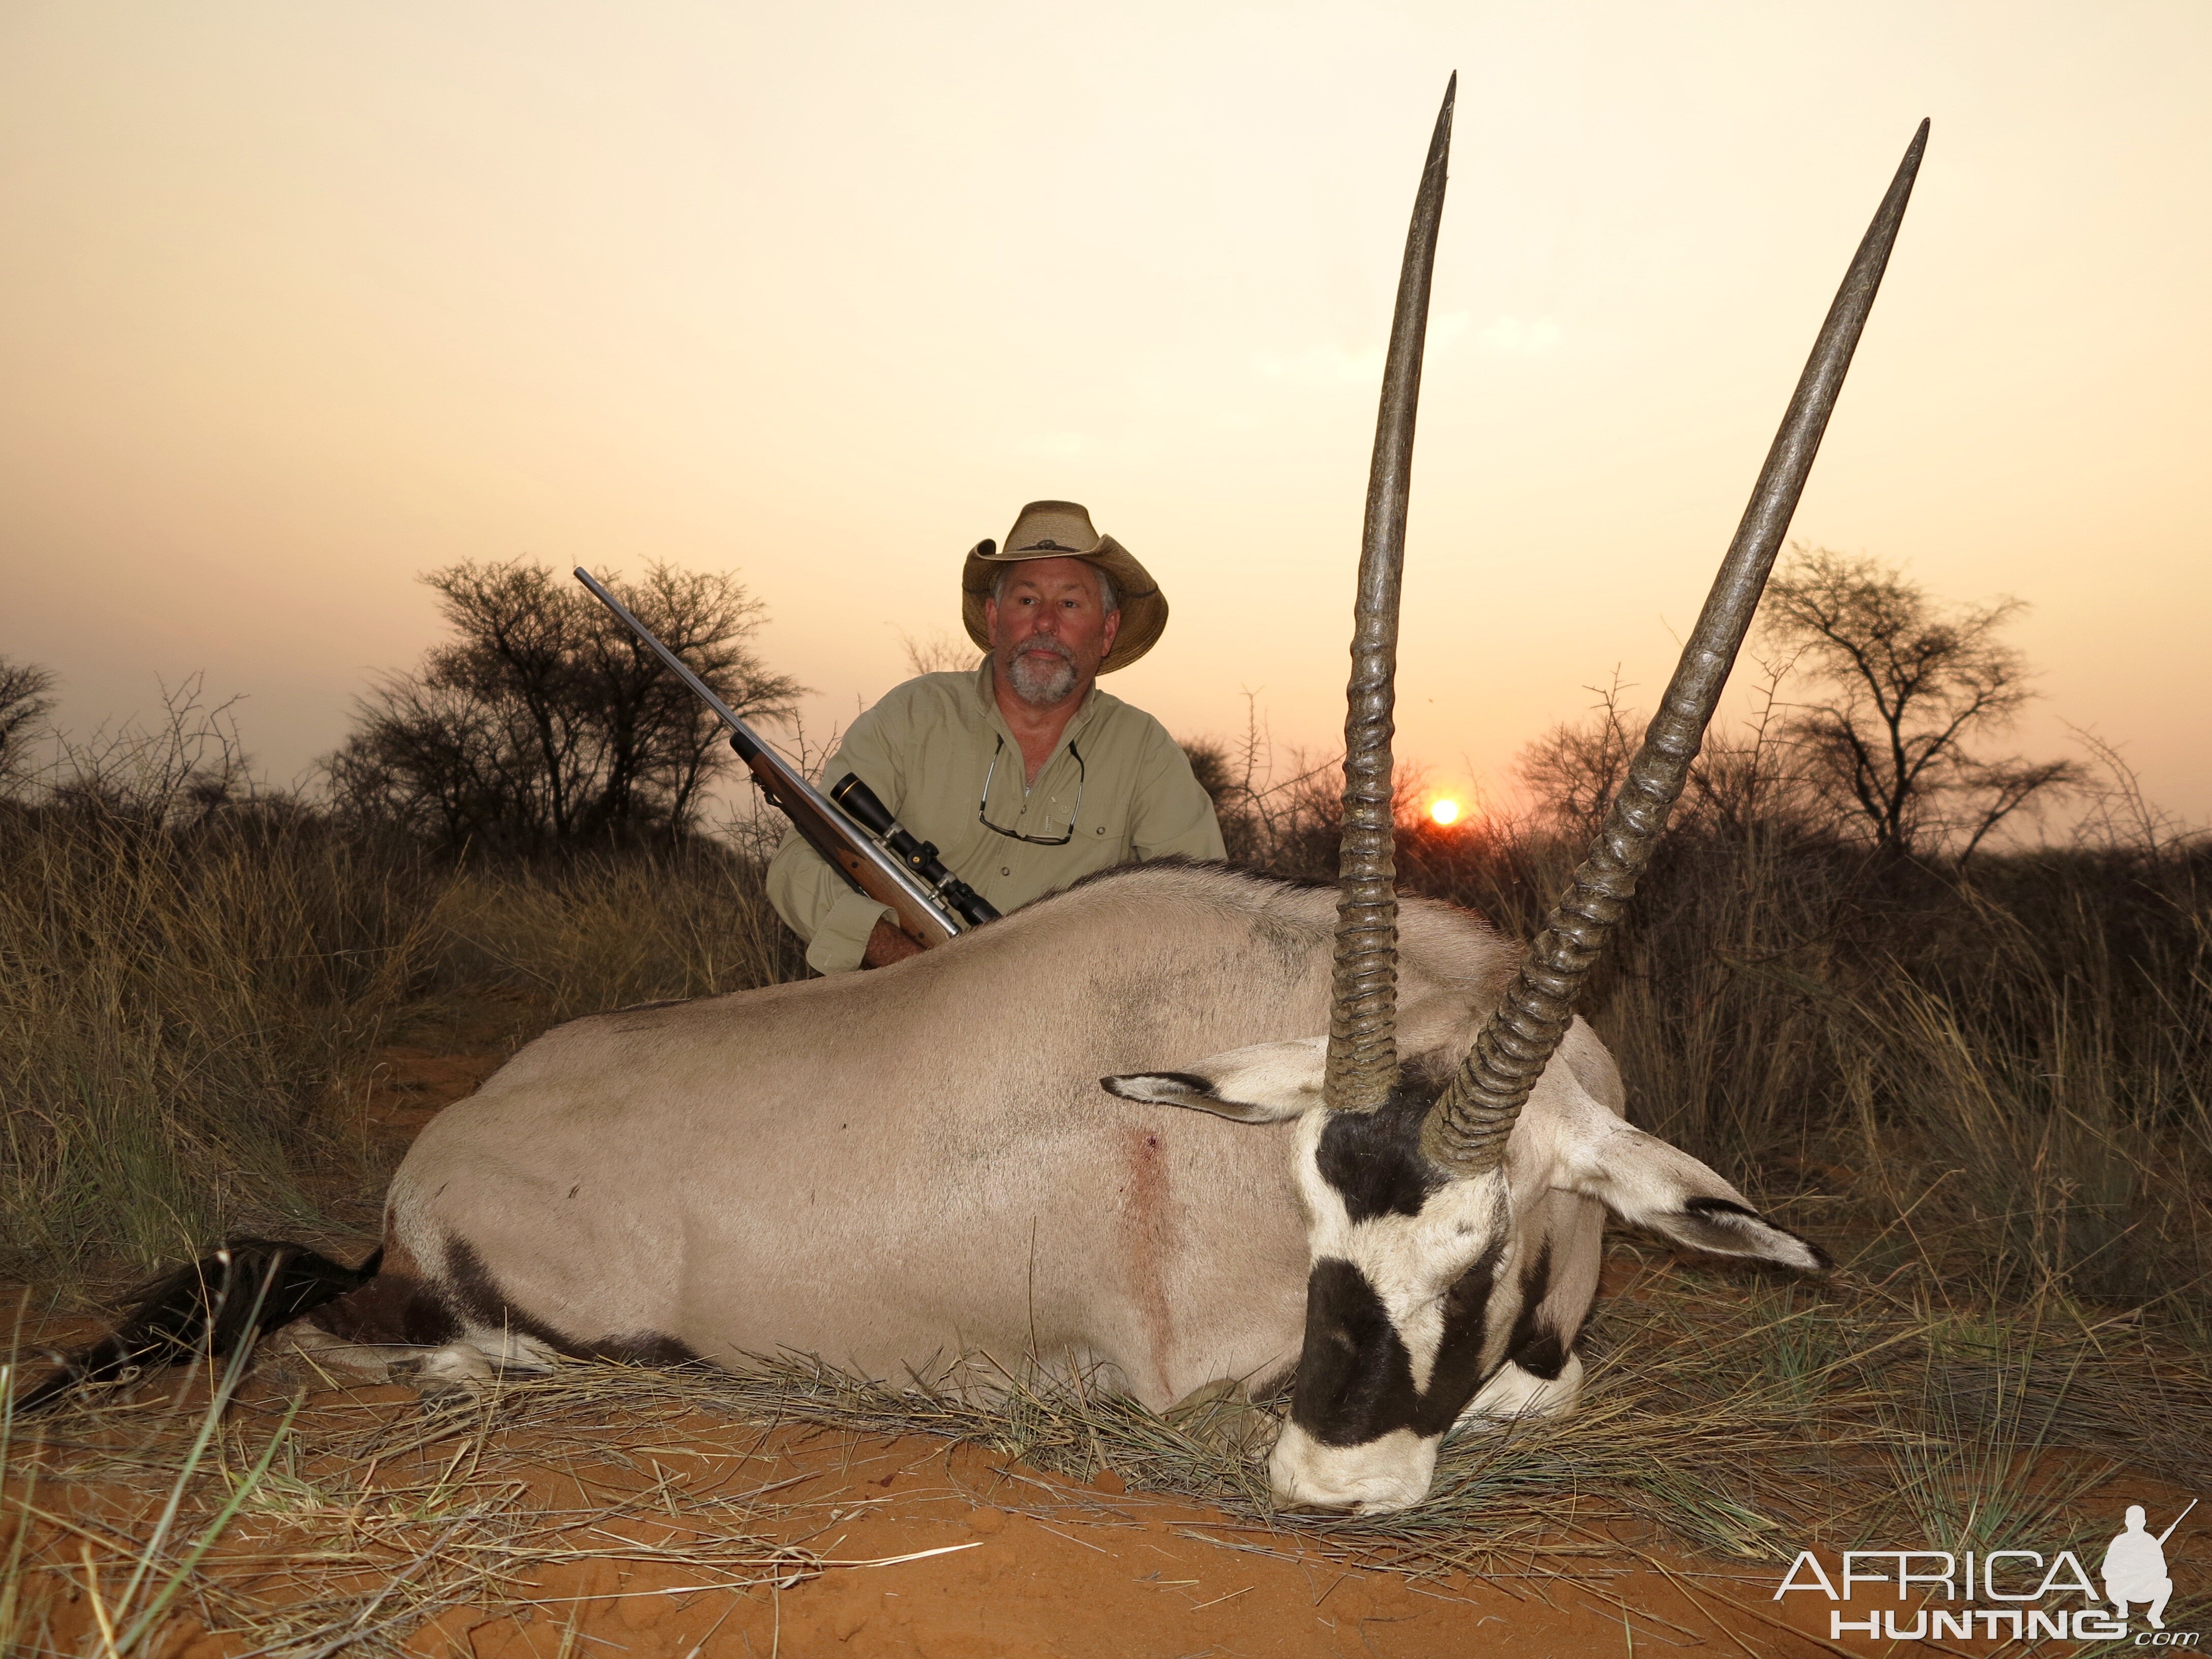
[1422,119,1930,1169]
[1326,75,1457,1115]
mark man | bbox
[766,501,1225,972]
[2103,1504,2175,1630]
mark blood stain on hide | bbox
[1121,1125,1179,1400]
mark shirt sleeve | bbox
[1128,722,1228,864]
[762,690,914,974]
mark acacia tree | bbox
[0,658,56,795]
[1761,546,2078,857]
[328,559,803,849]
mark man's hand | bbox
[862,918,925,969]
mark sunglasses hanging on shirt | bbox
[978,736,1086,845]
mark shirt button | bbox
[1001,867,1010,876]
[1095,825,1104,835]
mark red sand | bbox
[9,1375,1851,1659]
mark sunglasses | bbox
[978,736,1086,846]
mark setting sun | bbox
[1429,798,1462,827]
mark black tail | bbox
[9,1237,382,1415]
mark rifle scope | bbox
[830,775,1001,929]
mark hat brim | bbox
[961,534,1167,674]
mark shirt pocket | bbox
[1085,793,1133,861]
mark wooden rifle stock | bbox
[740,747,957,949]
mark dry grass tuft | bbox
[0,810,418,1284]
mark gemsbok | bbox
[21,81,1926,1514]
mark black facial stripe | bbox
[1411,1239,1507,1437]
[1289,1238,1509,1447]
[1290,1257,1417,1446]
[1314,1082,1450,1224]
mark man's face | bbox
[985,558,1121,710]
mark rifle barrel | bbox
[2156,1497,2197,1545]
[573,568,766,759]
[572,566,965,942]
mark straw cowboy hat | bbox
[962,501,1168,674]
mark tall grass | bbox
[0,801,801,1290]
[0,807,419,1279]
[422,844,805,1029]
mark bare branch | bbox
[0,657,57,794]
[899,630,981,676]
[1762,545,2065,856]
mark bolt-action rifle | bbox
[573,568,998,950]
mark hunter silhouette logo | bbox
[1774,1498,2198,1644]
[2108,1500,2193,1631]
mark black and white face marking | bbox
[1270,1078,1523,1511]
[1103,1031,1831,1514]
[1291,1082,1501,1419]
[1109,1050,1530,1511]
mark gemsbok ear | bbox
[1100,1036,1327,1124]
[1558,1093,1831,1273]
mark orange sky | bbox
[4,3,2207,824]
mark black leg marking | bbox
[443,1237,701,1366]
[1500,1239,1568,1382]
[314,1240,462,1347]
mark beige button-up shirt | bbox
[766,664,1225,973]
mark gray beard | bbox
[1006,644,1078,706]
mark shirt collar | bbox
[970,659,1105,763]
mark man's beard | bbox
[1003,637,1079,706]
